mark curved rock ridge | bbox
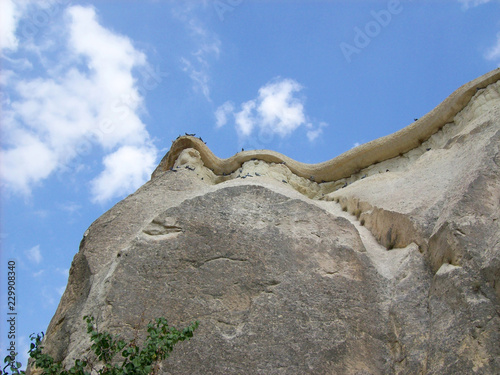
[153,68,500,183]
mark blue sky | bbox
[1,0,499,367]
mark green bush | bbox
[2,316,199,375]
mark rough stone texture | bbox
[32,70,500,374]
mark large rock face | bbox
[36,69,500,374]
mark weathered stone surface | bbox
[32,70,500,374]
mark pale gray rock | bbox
[30,71,500,374]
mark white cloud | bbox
[352,142,361,149]
[0,0,20,51]
[235,100,256,136]
[91,145,157,204]
[219,77,325,142]
[2,130,58,194]
[257,79,305,137]
[306,122,328,142]
[0,0,64,53]
[1,5,159,203]
[214,100,234,128]
[25,245,42,264]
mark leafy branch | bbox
[1,316,199,375]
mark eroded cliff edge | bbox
[37,69,500,374]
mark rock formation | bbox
[34,69,500,374]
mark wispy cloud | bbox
[485,32,500,65]
[181,56,212,100]
[215,78,327,142]
[1,5,158,203]
[306,122,328,142]
[33,269,45,277]
[56,267,69,277]
[457,0,500,65]
[175,7,221,101]
[58,202,82,214]
[25,244,42,264]
[458,0,492,9]
[41,286,56,307]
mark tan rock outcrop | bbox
[32,69,500,374]
[153,69,500,183]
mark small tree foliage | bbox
[1,316,199,375]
